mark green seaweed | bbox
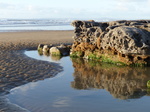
[87,53,126,66]
[70,51,83,58]
[100,55,127,66]
[88,53,101,60]
[70,51,149,67]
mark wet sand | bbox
[0,30,73,111]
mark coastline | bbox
[0,30,73,111]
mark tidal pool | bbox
[7,50,150,112]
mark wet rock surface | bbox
[71,20,150,66]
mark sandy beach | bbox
[0,30,73,111]
[0,30,73,50]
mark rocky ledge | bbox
[70,20,150,66]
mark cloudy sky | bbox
[0,0,150,20]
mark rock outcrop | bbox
[71,20,150,66]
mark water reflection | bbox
[50,55,62,61]
[8,50,150,112]
[71,58,150,100]
[35,51,150,100]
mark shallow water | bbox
[0,18,74,32]
[0,25,73,32]
[7,50,150,112]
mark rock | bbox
[57,44,71,56]
[37,44,44,51]
[43,45,50,53]
[37,44,53,53]
[101,26,150,55]
[43,45,49,52]
[38,44,71,56]
[50,44,71,56]
[50,47,61,56]
[71,20,150,66]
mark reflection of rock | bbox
[71,58,150,100]
[50,55,62,61]
[37,50,62,61]
[38,50,43,56]
[71,20,150,66]
[43,51,49,56]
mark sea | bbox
[0,18,111,32]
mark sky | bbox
[0,0,150,20]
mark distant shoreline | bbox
[0,29,74,33]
